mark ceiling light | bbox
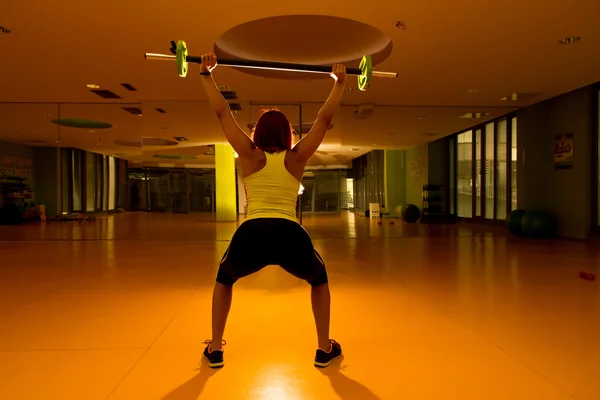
[458,112,490,119]
[41,113,51,117]
[468,89,480,94]
[86,84,100,89]
[417,117,427,120]
[137,114,142,117]
[500,92,539,101]
[173,136,188,142]
[88,130,96,133]
[559,36,581,45]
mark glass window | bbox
[72,150,82,212]
[457,130,473,218]
[108,156,116,210]
[511,117,518,211]
[449,137,455,215]
[102,156,109,211]
[475,129,482,217]
[85,152,96,212]
[485,123,495,219]
[496,119,508,220]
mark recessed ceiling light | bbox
[88,130,96,133]
[458,112,490,119]
[417,117,427,120]
[86,84,100,89]
[468,89,480,94]
[173,136,188,142]
[137,114,142,117]
[41,113,51,117]
[559,36,581,45]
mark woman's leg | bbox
[210,282,232,350]
[311,282,332,351]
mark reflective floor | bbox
[0,212,598,400]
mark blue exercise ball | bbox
[521,210,558,238]
[402,204,420,223]
[505,209,526,236]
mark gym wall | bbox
[517,85,596,239]
[405,144,429,207]
[34,147,60,217]
[0,140,36,188]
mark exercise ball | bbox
[505,209,526,236]
[402,204,421,223]
[521,210,558,238]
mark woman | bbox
[198,53,346,369]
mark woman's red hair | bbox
[252,109,293,153]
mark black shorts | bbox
[216,218,328,287]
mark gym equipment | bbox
[579,271,596,281]
[521,210,558,238]
[402,204,420,223]
[47,215,96,224]
[144,40,398,91]
[505,209,526,236]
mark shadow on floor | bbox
[160,361,220,400]
[318,356,380,400]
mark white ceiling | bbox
[1,0,598,166]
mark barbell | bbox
[144,40,398,91]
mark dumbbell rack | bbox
[421,184,446,224]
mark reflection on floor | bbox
[0,212,598,400]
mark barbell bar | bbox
[144,40,398,91]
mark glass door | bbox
[457,130,473,218]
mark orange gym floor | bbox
[0,212,598,400]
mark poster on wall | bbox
[554,133,573,169]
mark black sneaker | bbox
[314,339,342,368]
[202,340,226,368]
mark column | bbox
[214,143,237,222]
[384,149,406,217]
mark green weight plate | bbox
[358,55,372,91]
[176,40,188,78]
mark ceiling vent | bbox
[203,145,216,156]
[121,107,142,115]
[121,83,137,92]
[90,89,121,99]
[220,90,238,100]
[229,103,242,111]
[353,104,375,119]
